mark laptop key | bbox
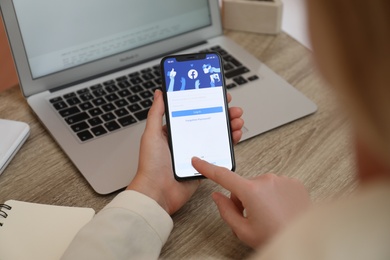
[127,94,141,103]
[92,97,107,106]
[153,70,161,78]
[141,68,152,74]
[79,101,93,111]
[114,108,129,117]
[134,109,150,121]
[77,88,89,95]
[118,115,137,127]
[90,83,103,90]
[117,89,131,97]
[114,99,129,107]
[49,97,63,103]
[105,93,119,102]
[210,45,222,51]
[224,63,234,71]
[226,83,237,89]
[66,97,81,106]
[80,92,94,101]
[65,112,90,125]
[154,78,162,85]
[101,103,116,112]
[128,103,142,112]
[139,90,153,99]
[225,67,250,79]
[103,80,115,86]
[102,112,116,122]
[142,81,156,89]
[130,85,143,93]
[77,130,94,142]
[116,76,128,82]
[216,49,228,56]
[105,85,119,93]
[53,101,68,110]
[59,106,81,117]
[118,81,131,89]
[233,76,248,85]
[71,121,89,132]
[223,55,242,67]
[142,73,154,81]
[130,77,143,85]
[140,99,153,109]
[88,117,103,126]
[64,92,76,99]
[129,71,140,78]
[92,88,106,97]
[91,125,107,137]
[104,121,121,132]
[88,107,103,117]
[248,75,259,81]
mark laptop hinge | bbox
[50,40,208,93]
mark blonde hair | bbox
[307,1,390,164]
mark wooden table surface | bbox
[0,30,357,259]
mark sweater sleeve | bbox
[61,190,173,260]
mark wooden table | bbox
[0,30,357,259]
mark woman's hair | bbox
[306,1,390,163]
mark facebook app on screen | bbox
[163,53,233,178]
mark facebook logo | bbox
[188,69,198,79]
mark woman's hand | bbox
[127,90,244,215]
[191,157,311,248]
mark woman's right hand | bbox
[191,157,311,249]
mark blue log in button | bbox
[172,106,223,117]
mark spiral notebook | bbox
[0,200,95,260]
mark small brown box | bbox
[222,0,283,35]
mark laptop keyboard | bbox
[49,46,259,142]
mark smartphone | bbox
[161,52,235,181]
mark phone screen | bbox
[161,53,235,180]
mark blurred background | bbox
[0,17,18,92]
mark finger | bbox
[232,130,243,145]
[230,193,245,213]
[192,157,245,194]
[227,92,232,103]
[229,107,243,120]
[212,192,247,233]
[145,90,164,132]
[230,118,244,132]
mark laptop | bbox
[0,0,317,194]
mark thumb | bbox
[212,192,247,234]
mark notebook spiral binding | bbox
[0,204,12,226]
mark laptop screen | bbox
[13,0,211,79]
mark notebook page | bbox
[0,200,95,260]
